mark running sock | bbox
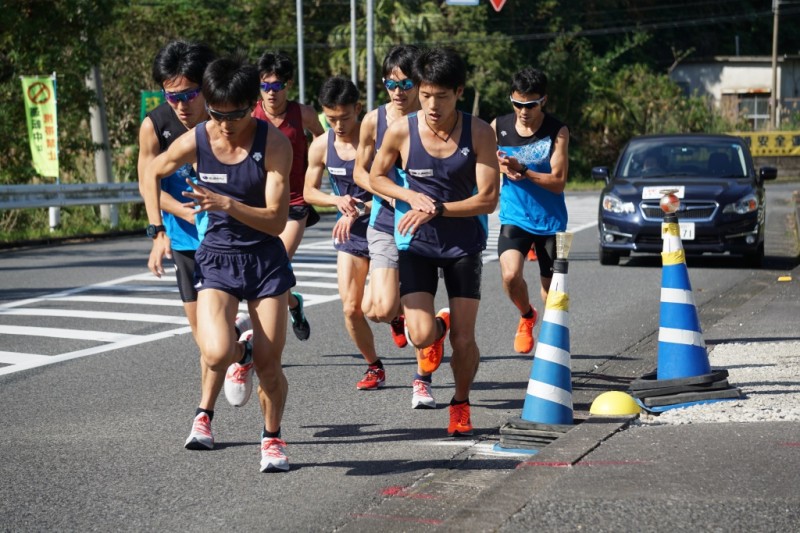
[368,359,383,370]
[196,408,214,421]
[450,397,469,406]
[414,373,432,383]
[262,426,281,439]
[522,306,535,319]
[238,340,252,365]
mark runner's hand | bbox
[148,234,172,278]
[397,209,435,236]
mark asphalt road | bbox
[0,184,797,531]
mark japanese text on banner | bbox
[20,75,59,178]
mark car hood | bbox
[607,177,756,202]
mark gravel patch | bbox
[636,341,800,425]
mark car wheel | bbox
[743,243,764,268]
[599,246,620,266]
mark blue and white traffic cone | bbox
[520,259,573,425]
[657,212,711,380]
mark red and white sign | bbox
[489,0,507,12]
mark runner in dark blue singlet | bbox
[141,53,295,473]
[137,41,254,454]
[354,45,422,350]
[304,77,387,390]
[369,48,500,437]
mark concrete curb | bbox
[440,416,637,531]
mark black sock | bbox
[450,397,469,406]
[414,373,432,383]
[262,426,281,439]
[238,340,251,365]
[521,306,534,319]
[369,359,383,369]
[196,408,214,421]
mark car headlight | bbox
[723,194,758,214]
[602,194,635,214]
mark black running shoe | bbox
[289,291,310,341]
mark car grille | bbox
[637,234,722,246]
[641,201,717,221]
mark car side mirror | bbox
[592,166,610,184]
[759,166,777,182]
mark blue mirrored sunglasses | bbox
[383,78,414,91]
[163,86,202,104]
[260,81,287,92]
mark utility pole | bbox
[296,0,305,104]
[770,0,779,129]
[366,0,375,111]
[350,0,357,85]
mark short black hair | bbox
[202,53,259,109]
[318,76,360,108]
[257,51,294,82]
[412,47,466,91]
[511,68,547,96]
[152,41,215,87]
[382,44,421,78]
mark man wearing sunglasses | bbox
[491,67,569,356]
[141,53,296,473]
[137,41,253,452]
[354,44,422,359]
[370,48,500,437]
[253,51,325,344]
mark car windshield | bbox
[618,139,748,179]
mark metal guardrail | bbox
[0,183,141,210]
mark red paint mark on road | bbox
[517,461,571,468]
[575,460,649,466]
[351,513,443,525]
[779,442,800,447]
[381,486,438,499]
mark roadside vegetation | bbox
[1,0,797,242]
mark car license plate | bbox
[680,222,695,240]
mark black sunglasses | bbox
[510,96,545,110]
[205,104,251,122]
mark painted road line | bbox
[0,351,50,365]
[0,325,142,343]
[54,295,187,307]
[0,308,188,325]
[0,325,192,376]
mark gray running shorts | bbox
[367,226,398,270]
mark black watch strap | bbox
[146,224,166,238]
[518,164,529,176]
[433,201,444,217]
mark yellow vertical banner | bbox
[20,74,59,179]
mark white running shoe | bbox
[411,379,436,409]
[184,412,214,450]
[260,437,290,472]
[224,330,254,407]
[234,312,252,338]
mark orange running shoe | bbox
[448,402,473,436]
[389,315,408,348]
[513,308,538,354]
[527,248,538,261]
[419,308,450,373]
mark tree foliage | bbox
[1,0,797,236]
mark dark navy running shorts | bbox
[398,251,482,299]
[334,215,370,259]
[195,239,296,301]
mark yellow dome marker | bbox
[590,391,641,416]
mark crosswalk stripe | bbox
[0,325,142,343]
[0,308,188,324]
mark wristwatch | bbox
[518,164,529,176]
[433,201,444,217]
[146,224,166,238]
